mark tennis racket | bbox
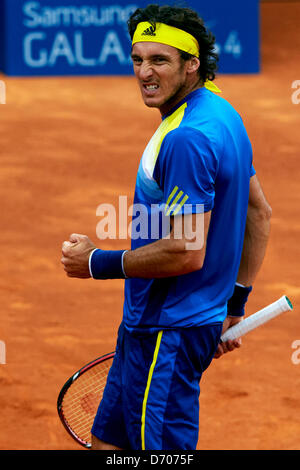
[57,352,115,448]
[220,295,293,342]
[57,295,293,448]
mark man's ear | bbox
[186,56,200,74]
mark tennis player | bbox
[61,4,272,450]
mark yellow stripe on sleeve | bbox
[141,330,163,450]
[166,190,184,216]
[165,186,178,210]
[172,194,189,216]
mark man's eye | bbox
[132,58,142,64]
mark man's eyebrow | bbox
[150,54,170,59]
[131,53,171,60]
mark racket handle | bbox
[220,295,293,342]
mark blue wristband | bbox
[227,284,252,317]
[89,249,127,280]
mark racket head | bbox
[57,352,115,448]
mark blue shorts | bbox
[91,321,222,450]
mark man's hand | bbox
[61,233,96,279]
[214,316,243,359]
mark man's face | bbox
[131,42,189,115]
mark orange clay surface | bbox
[0,4,299,450]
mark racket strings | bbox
[61,359,113,445]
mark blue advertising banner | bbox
[0,0,260,76]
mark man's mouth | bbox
[143,83,159,94]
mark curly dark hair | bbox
[127,4,218,83]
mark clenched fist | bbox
[61,233,96,278]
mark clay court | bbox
[0,3,299,450]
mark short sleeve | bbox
[250,164,256,177]
[153,126,218,215]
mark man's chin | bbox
[144,101,161,109]
[142,96,162,109]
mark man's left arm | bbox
[214,174,272,358]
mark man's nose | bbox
[138,61,153,80]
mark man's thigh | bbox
[91,323,131,449]
[91,323,222,450]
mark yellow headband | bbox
[132,21,200,58]
[132,21,221,93]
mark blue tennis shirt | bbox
[123,87,255,331]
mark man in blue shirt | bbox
[61,4,272,450]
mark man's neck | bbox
[159,77,204,117]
